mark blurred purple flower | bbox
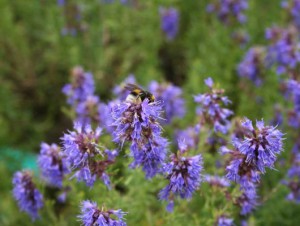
[237,47,265,86]
[266,27,300,75]
[57,0,65,6]
[111,99,168,178]
[12,171,44,220]
[78,200,127,226]
[236,188,258,215]
[287,79,300,128]
[216,215,234,226]
[159,7,179,40]
[194,77,233,134]
[270,104,283,127]
[207,0,248,25]
[38,143,69,188]
[148,81,185,123]
[62,66,95,106]
[231,30,250,48]
[205,175,230,188]
[282,0,300,29]
[176,125,200,150]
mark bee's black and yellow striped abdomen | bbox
[125,83,155,103]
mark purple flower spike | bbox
[38,143,69,188]
[159,140,203,211]
[238,118,284,173]
[112,99,168,178]
[148,81,185,124]
[12,171,44,220]
[62,122,116,187]
[159,7,179,40]
[78,200,127,226]
[194,78,233,134]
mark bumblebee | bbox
[124,83,155,104]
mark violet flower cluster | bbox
[194,77,233,134]
[12,171,44,220]
[62,66,109,128]
[78,200,127,226]
[159,7,179,40]
[111,99,168,178]
[237,47,266,86]
[223,119,284,190]
[37,142,69,188]
[206,0,248,25]
[148,81,185,124]
[282,0,300,30]
[265,26,300,75]
[62,122,116,188]
[159,140,203,212]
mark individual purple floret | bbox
[206,0,248,25]
[37,142,69,188]
[265,26,300,75]
[194,77,233,134]
[205,175,230,188]
[62,66,95,106]
[12,171,44,220]
[159,7,179,40]
[78,200,127,226]
[215,215,234,226]
[237,118,284,173]
[111,99,168,178]
[62,122,116,188]
[282,0,300,29]
[237,47,266,86]
[148,81,185,123]
[159,140,203,212]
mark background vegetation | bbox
[0,0,297,225]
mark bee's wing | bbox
[124,83,144,92]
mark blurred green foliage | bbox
[0,0,299,225]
